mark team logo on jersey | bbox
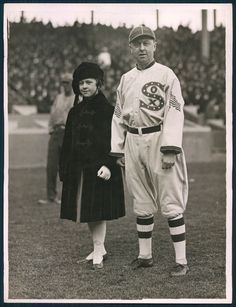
[140,82,165,111]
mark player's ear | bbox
[129,44,133,54]
[153,40,157,51]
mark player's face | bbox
[79,78,98,97]
[129,37,156,68]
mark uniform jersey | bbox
[111,62,185,156]
[111,62,188,219]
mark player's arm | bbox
[110,77,127,166]
[161,73,185,154]
[160,73,185,168]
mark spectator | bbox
[8,21,225,123]
[97,46,112,70]
[38,73,74,205]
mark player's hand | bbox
[161,153,176,169]
[116,157,125,167]
[97,166,111,180]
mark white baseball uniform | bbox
[111,62,188,218]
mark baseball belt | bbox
[127,124,162,135]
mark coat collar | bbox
[82,91,107,104]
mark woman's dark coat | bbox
[59,91,125,222]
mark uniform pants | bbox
[125,131,188,219]
[46,130,64,200]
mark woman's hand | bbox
[116,157,125,167]
[161,153,176,169]
[97,165,111,180]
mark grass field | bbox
[7,161,227,301]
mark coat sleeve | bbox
[160,72,185,154]
[97,104,117,170]
[110,76,127,157]
[59,108,73,182]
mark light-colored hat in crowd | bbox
[61,73,73,82]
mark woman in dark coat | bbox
[59,62,125,269]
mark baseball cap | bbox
[129,25,156,43]
[61,73,73,82]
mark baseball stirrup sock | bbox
[136,215,154,259]
[168,214,187,265]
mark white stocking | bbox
[87,221,107,264]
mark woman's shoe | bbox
[77,253,108,264]
[76,258,91,264]
[92,261,103,270]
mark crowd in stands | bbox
[8,19,225,121]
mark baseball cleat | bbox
[170,263,189,276]
[131,257,153,269]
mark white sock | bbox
[168,214,187,265]
[136,215,154,259]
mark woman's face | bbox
[79,78,98,97]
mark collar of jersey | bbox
[136,60,155,71]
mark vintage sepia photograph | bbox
[4,3,232,303]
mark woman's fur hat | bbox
[72,62,104,95]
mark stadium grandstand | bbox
[8,18,225,123]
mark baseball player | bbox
[38,73,74,205]
[111,25,189,276]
